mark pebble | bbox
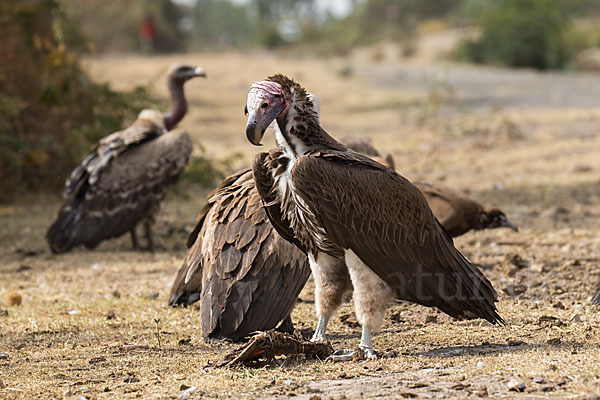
[0,379,4,388]
[0,353,9,360]
[6,292,22,306]
[179,385,198,400]
[124,377,139,383]
[507,378,526,392]
[503,284,527,296]
[0,309,8,317]
[532,376,545,384]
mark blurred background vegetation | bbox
[2,0,600,201]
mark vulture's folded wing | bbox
[291,150,503,324]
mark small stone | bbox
[538,315,563,327]
[540,385,554,392]
[425,315,438,323]
[147,292,159,300]
[6,292,22,306]
[179,385,199,400]
[532,376,545,384]
[571,314,583,323]
[0,309,8,317]
[503,284,527,296]
[474,386,488,397]
[124,377,139,383]
[0,379,4,388]
[508,340,525,346]
[451,383,469,390]
[16,265,32,272]
[508,254,530,269]
[106,310,116,320]
[112,290,121,298]
[389,309,402,322]
[0,353,9,360]
[553,301,565,309]
[507,378,526,392]
[547,337,561,345]
[476,361,486,368]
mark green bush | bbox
[458,0,572,70]
[0,0,155,201]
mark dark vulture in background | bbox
[415,181,518,237]
[168,169,310,341]
[244,75,503,359]
[46,64,205,253]
[339,136,395,169]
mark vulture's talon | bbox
[325,349,355,363]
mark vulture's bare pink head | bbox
[245,80,289,145]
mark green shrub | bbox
[0,0,155,202]
[458,0,572,70]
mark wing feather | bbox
[168,168,311,341]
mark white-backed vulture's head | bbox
[168,63,206,85]
[245,80,289,145]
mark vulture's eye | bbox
[261,102,269,109]
[244,105,248,115]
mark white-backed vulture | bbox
[46,64,205,253]
[244,74,503,359]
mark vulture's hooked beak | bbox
[194,67,207,78]
[502,218,519,232]
[245,113,264,146]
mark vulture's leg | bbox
[307,252,351,343]
[144,219,154,252]
[130,228,140,250]
[344,249,394,360]
[276,315,294,334]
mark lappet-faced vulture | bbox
[46,64,205,253]
[338,136,518,237]
[244,74,503,359]
[168,94,321,341]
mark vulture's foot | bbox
[325,349,354,362]
[325,347,377,362]
[276,316,295,334]
[310,332,328,343]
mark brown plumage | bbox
[415,182,518,237]
[245,75,503,358]
[339,136,517,237]
[168,169,310,341]
[46,64,205,253]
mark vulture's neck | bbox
[274,86,345,158]
[163,80,187,131]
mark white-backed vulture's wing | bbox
[64,118,164,199]
[290,150,502,324]
[168,169,310,341]
[46,122,192,253]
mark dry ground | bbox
[2,47,600,399]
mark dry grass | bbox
[2,49,600,399]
